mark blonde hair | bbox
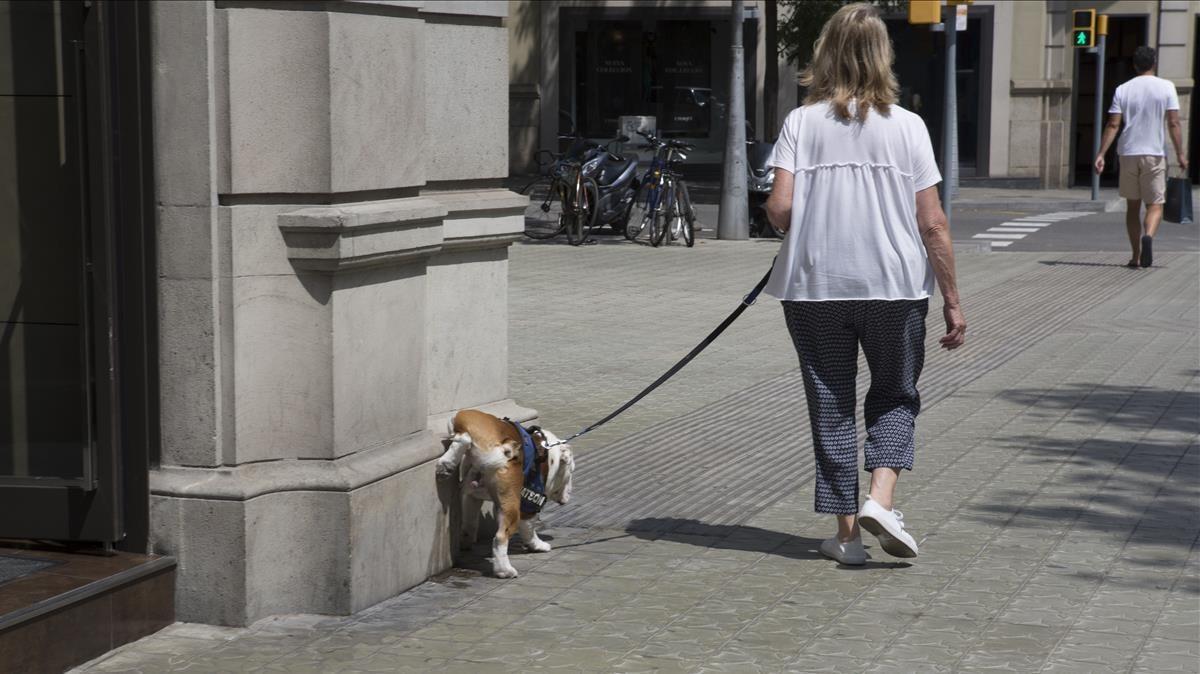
[800,3,899,122]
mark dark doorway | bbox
[1073,15,1149,187]
[0,1,155,550]
[886,11,992,177]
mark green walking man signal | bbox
[1072,9,1095,48]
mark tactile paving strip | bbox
[543,254,1158,532]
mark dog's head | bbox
[532,428,574,505]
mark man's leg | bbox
[1145,203,1164,238]
[1125,199,1143,262]
[1143,156,1168,240]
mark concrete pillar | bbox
[148,0,532,626]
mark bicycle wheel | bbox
[624,180,653,241]
[678,180,695,248]
[567,177,599,246]
[521,177,566,240]
[650,181,671,247]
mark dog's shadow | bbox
[624,517,912,569]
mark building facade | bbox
[1,0,528,634]
[509,0,1198,188]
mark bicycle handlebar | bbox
[635,130,694,153]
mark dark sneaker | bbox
[1140,235,1153,268]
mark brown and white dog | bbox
[436,409,574,578]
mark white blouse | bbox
[764,102,942,302]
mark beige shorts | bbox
[1118,155,1167,204]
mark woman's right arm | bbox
[916,186,966,350]
[765,169,794,233]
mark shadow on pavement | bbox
[960,383,1200,575]
[999,384,1198,437]
[624,517,912,568]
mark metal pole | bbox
[1091,27,1107,200]
[718,0,749,240]
[941,4,957,225]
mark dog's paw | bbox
[434,460,457,481]
[525,539,552,553]
[493,564,519,579]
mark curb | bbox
[951,198,1121,212]
[953,241,992,255]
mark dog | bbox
[436,409,574,578]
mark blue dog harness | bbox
[510,421,548,514]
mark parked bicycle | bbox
[624,131,697,248]
[520,135,632,246]
[520,137,597,245]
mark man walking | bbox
[1095,46,1188,268]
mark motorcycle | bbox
[747,139,784,238]
[579,136,641,235]
[526,134,639,243]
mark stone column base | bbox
[150,398,535,626]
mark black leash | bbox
[550,261,775,447]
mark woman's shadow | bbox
[624,517,912,570]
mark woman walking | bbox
[764,3,965,565]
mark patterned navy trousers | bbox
[782,299,928,515]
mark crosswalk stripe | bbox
[989,227,1041,233]
[1004,221,1053,227]
[990,241,1014,248]
[973,233,1026,240]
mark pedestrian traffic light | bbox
[1072,9,1095,48]
[908,0,941,25]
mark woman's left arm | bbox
[765,169,794,233]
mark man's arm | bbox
[1094,112,1122,174]
[766,168,794,233]
[1167,110,1188,171]
[916,186,965,350]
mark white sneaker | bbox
[858,495,919,558]
[819,536,867,565]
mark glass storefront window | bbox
[652,21,712,137]
[1,0,89,481]
[576,19,713,139]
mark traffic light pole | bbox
[941,5,957,225]
[1090,28,1106,201]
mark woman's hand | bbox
[940,303,966,350]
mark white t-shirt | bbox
[1109,75,1180,157]
[764,102,941,302]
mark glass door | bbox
[0,0,140,545]
[0,0,93,490]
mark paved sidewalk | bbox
[78,243,1199,673]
